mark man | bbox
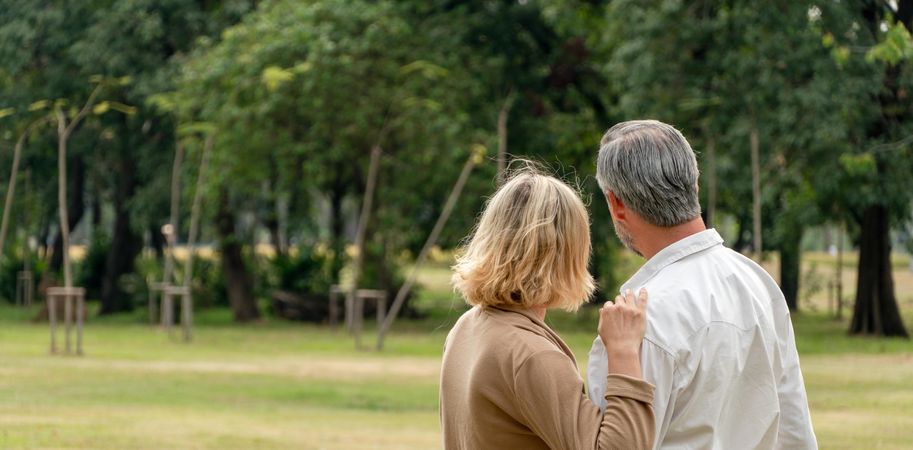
[587,120,817,449]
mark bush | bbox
[0,248,44,304]
[134,250,229,310]
[267,247,332,295]
[76,232,110,301]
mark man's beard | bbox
[613,221,642,257]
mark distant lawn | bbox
[2,252,913,449]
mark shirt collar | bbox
[620,228,724,292]
[487,305,577,365]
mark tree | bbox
[167,0,486,322]
[0,115,49,256]
[597,0,855,311]
[817,0,913,337]
[0,0,255,314]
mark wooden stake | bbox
[162,142,184,285]
[180,133,214,342]
[376,147,482,350]
[347,145,382,348]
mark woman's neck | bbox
[530,306,547,321]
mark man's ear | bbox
[607,191,626,222]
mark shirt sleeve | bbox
[774,312,818,449]
[514,350,655,450]
[640,339,677,449]
[586,336,609,408]
[589,336,677,450]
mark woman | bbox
[440,169,654,449]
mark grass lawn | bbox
[2,254,913,449]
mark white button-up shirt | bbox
[587,229,817,449]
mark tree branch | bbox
[64,83,105,137]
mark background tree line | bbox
[0,0,911,337]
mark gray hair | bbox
[596,120,701,227]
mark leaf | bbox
[399,60,449,80]
[470,143,487,164]
[28,100,50,111]
[88,74,104,83]
[93,101,110,115]
[108,101,138,115]
[291,61,312,73]
[839,153,876,176]
[262,65,294,91]
[147,93,177,113]
[177,122,218,136]
[0,107,14,119]
[832,47,850,67]
[866,21,913,65]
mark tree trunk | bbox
[99,153,142,314]
[750,124,762,259]
[496,91,516,181]
[0,118,47,256]
[265,154,285,259]
[149,223,165,259]
[705,137,717,228]
[49,157,86,273]
[329,176,346,283]
[779,225,803,311]
[733,214,749,253]
[53,86,102,288]
[216,187,260,322]
[835,224,844,320]
[265,213,283,259]
[849,204,908,337]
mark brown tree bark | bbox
[779,225,802,312]
[99,150,142,314]
[264,154,285,259]
[216,187,260,322]
[850,205,908,337]
[705,137,717,228]
[328,163,347,283]
[848,0,911,337]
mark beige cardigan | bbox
[440,306,655,450]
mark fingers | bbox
[623,289,637,306]
[603,288,647,310]
[637,288,648,311]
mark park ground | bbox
[2,252,913,449]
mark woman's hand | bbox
[598,288,648,379]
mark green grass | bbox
[2,255,913,449]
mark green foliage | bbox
[866,21,913,65]
[0,250,43,304]
[76,232,110,301]
[267,249,331,295]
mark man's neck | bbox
[636,217,707,260]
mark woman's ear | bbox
[606,191,626,222]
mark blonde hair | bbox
[452,168,595,311]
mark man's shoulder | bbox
[637,246,780,355]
